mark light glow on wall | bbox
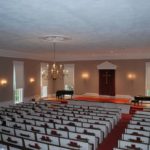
[81,72,89,79]
[127,73,136,80]
[29,78,35,83]
[0,79,7,86]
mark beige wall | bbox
[114,59,145,96]
[0,57,13,101]
[24,59,41,97]
[55,59,149,97]
[74,61,99,95]
[0,56,52,102]
[0,56,149,103]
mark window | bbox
[146,62,150,96]
[64,64,74,91]
[41,63,49,98]
[13,61,24,104]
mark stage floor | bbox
[42,95,150,113]
[44,95,150,108]
[73,95,130,104]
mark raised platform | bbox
[42,95,150,114]
[74,95,130,104]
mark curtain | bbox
[13,61,24,89]
[64,64,74,90]
[146,62,150,96]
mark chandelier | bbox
[50,42,64,80]
[41,35,70,80]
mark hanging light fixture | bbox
[50,42,64,80]
[41,35,70,80]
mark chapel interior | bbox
[0,1,150,150]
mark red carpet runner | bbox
[97,114,131,150]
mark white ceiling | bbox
[0,0,150,61]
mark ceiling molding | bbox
[1,48,150,61]
[0,49,48,61]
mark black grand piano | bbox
[56,90,74,99]
[134,96,150,104]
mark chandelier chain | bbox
[53,42,56,63]
[41,35,70,80]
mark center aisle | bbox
[97,114,131,150]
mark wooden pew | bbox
[6,121,26,130]
[26,125,45,134]
[47,128,68,138]
[125,128,150,137]
[60,138,92,150]
[118,140,149,150]
[49,145,72,150]
[82,122,107,138]
[24,139,49,150]
[17,117,36,125]
[122,133,149,144]
[36,133,59,146]
[0,126,15,135]
[76,127,103,143]
[1,133,23,148]
[128,124,150,132]
[130,120,150,127]
[15,129,36,140]
[68,132,97,150]
[55,124,76,132]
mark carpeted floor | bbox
[74,96,130,104]
[97,113,132,150]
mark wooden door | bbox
[99,69,115,96]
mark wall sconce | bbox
[0,79,7,86]
[127,73,136,80]
[81,72,89,80]
[29,78,35,83]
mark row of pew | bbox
[0,101,121,150]
[114,110,150,150]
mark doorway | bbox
[99,69,115,96]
